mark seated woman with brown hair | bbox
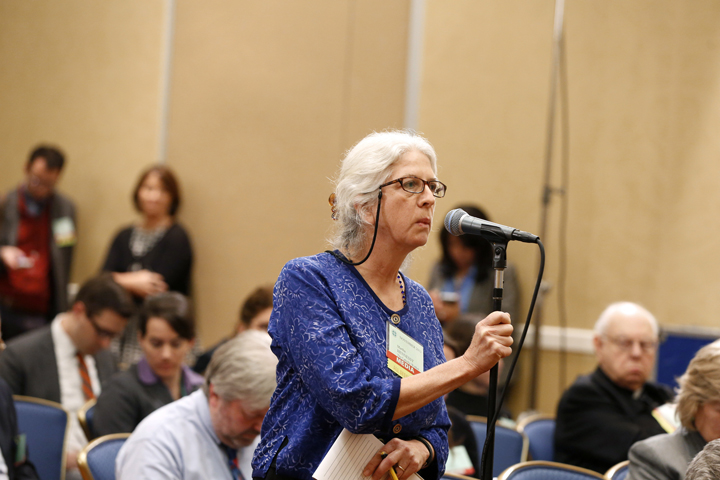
[92,292,202,436]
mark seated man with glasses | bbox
[0,274,133,480]
[554,302,674,474]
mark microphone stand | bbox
[530,0,567,411]
[481,242,507,480]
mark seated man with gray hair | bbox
[554,302,674,473]
[116,330,278,480]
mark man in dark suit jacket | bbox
[554,302,674,474]
[0,274,133,479]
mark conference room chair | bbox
[498,460,607,480]
[516,414,556,461]
[605,460,630,480]
[13,395,70,480]
[78,398,97,441]
[77,433,131,480]
[467,415,528,479]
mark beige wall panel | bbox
[341,2,411,147]
[166,0,409,344]
[408,0,555,296]
[419,1,720,414]
[0,1,166,283]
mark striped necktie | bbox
[76,353,95,400]
[221,444,245,480]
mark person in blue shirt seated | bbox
[115,331,277,480]
[251,131,514,480]
[93,292,203,436]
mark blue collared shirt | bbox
[116,389,258,480]
[252,252,450,480]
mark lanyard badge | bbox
[386,323,424,378]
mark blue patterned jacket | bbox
[252,252,450,480]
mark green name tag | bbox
[52,216,77,247]
[14,433,26,465]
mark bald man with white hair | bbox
[553,302,674,474]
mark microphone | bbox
[444,208,539,244]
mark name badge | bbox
[52,217,76,247]
[386,323,424,378]
[14,433,26,465]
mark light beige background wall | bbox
[0,1,166,280]
[417,0,720,414]
[1,0,719,416]
[166,0,410,343]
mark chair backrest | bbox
[77,433,131,480]
[498,460,608,480]
[13,395,70,480]
[442,473,477,480]
[516,414,556,461]
[605,460,630,480]
[467,415,529,479]
[78,398,97,441]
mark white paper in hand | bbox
[313,429,423,480]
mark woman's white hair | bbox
[330,130,437,256]
[203,330,278,411]
[593,302,659,338]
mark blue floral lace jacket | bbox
[252,252,450,480]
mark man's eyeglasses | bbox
[379,177,447,198]
[88,317,120,340]
[28,174,56,190]
[604,335,658,354]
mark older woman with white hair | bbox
[251,131,513,480]
[628,339,720,480]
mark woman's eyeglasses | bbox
[379,177,447,198]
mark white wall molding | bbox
[519,325,595,355]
